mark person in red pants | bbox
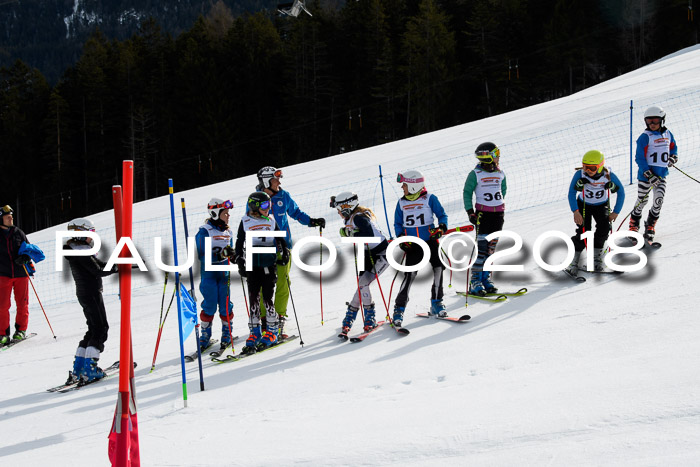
[0,205,31,345]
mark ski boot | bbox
[363,304,377,332]
[243,325,262,354]
[481,271,498,294]
[12,330,26,341]
[199,320,213,350]
[644,214,658,243]
[260,322,279,348]
[341,304,359,335]
[469,270,486,296]
[278,315,288,339]
[392,306,405,327]
[593,248,605,272]
[81,358,105,384]
[0,335,10,346]
[220,318,233,347]
[429,299,447,317]
[628,214,641,233]
[66,354,86,385]
[564,251,581,277]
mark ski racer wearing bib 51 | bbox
[629,105,678,243]
[463,142,507,296]
[564,150,625,276]
[195,198,235,351]
[392,170,449,327]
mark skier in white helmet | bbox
[194,198,235,352]
[391,169,449,327]
[629,105,679,243]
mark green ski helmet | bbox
[582,150,604,174]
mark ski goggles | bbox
[475,147,500,161]
[258,200,271,210]
[582,163,602,173]
[644,117,662,125]
[396,173,425,184]
[329,194,358,209]
[262,169,283,179]
[208,200,233,210]
[1,205,13,216]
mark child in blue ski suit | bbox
[629,105,678,242]
[391,170,448,327]
[195,198,235,350]
[564,150,625,276]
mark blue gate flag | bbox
[179,283,197,341]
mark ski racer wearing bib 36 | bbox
[629,105,678,243]
[392,170,448,327]
[331,192,389,335]
[463,142,507,296]
[195,198,235,351]
[255,166,325,337]
[564,150,625,277]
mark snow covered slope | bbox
[1,46,699,466]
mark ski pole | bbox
[319,226,324,325]
[464,213,481,307]
[22,264,56,339]
[150,272,169,372]
[365,244,389,316]
[286,275,304,346]
[352,243,365,323]
[223,264,235,359]
[673,165,700,184]
[387,252,405,309]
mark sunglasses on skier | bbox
[208,200,233,210]
[645,118,662,125]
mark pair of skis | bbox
[456,287,528,302]
[339,311,472,343]
[211,335,299,364]
[1,332,37,351]
[47,361,138,393]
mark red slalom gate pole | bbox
[108,162,140,466]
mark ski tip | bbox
[458,315,471,321]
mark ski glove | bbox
[221,245,235,258]
[467,209,478,225]
[668,154,678,167]
[574,178,589,191]
[430,223,448,239]
[309,217,326,229]
[604,181,619,193]
[235,256,247,277]
[339,227,358,237]
[399,240,414,252]
[644,170,661,187]
[277,247,290,266]
[14,254,31,265]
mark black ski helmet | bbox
[247,191,271,213]
[475,142,499,162]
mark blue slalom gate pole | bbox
[181,197,205,392]
[168,179,188,407]
[378,165,393,238]
[629,100,634,185]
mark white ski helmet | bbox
[644,105,666,126]
[257,166,283,189]
[397,169,425,194]
[330,191,359,218]
[207,198,232,221]
[67,217,96,232]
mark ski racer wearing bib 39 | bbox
[629,105,678,243]
[392,170,448,326]
[463,142,507,296]
[195,198,235,351]
[564,150,625,276]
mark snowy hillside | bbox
[2,46,700,466]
